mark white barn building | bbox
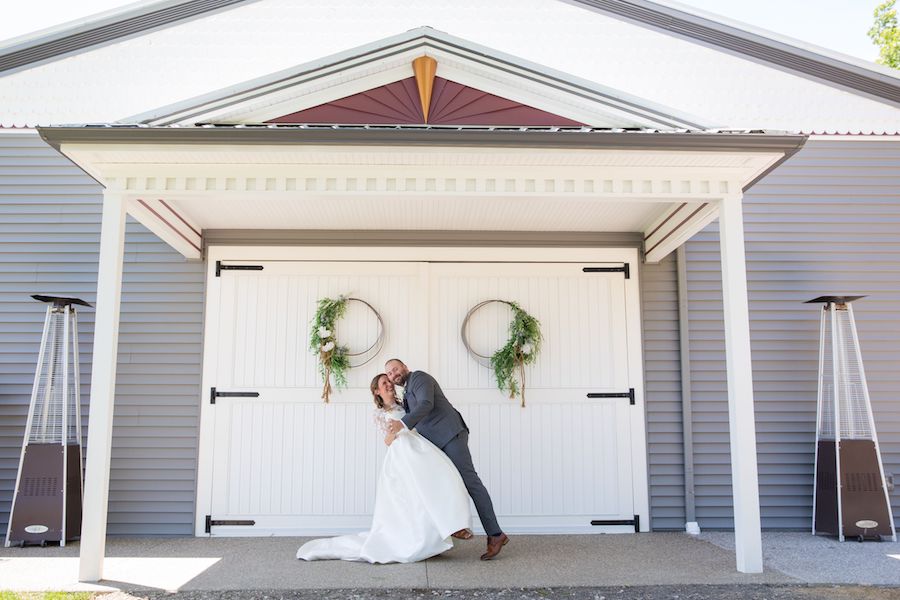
[1,0,899,580]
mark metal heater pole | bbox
[830,304,844,541]
[811,305,826,535]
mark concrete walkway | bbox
[0,532,897,592]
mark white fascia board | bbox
[213,64,414,124]
[643,201,719,264]
[207,245,639,264]
[428,55,653,129]
[126,197,202,260]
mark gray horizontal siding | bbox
[684,138,900,530]
[5,130,898,536]
[0,131,204,536]
[641,254,686,530]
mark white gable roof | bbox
[125,27,712,130]
[1,0,899,133]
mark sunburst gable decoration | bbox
[413,55,437,122]
[266,57,583,127]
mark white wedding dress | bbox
[296,406,472,563]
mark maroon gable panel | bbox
[266,77,583,126]
[427,78,583,126]
[268,78,424,124]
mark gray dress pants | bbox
[440,430,502,536]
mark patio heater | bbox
[808,296,896,542]
[5,295,91,547]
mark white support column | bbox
[79,192,127,582]
[718,193,763,574]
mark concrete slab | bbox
[4,532,899,591]
[0,537,428,591]
[424,533,792,588]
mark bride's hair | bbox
[370,373,394,410]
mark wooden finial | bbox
[413,56,437,123]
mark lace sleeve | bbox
[372,409,391,436]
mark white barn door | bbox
[201,257,643,535]
[430,263,635,532]
[206,262,428,534]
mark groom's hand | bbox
[388,420,404,435]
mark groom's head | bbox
[385,359,410,386]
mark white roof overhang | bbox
[39,126,806,263]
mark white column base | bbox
[685,522,701,535]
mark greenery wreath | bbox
[309,295,384,403]
[461,300,542,407]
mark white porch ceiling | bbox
[50,131,801,263]
[167,194,666,232]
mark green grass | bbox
[44,593,93,600]
[0,594,96,600]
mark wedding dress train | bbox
[296,407,471,563]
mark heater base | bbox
[814,439,893,540]
[7,443,82,546]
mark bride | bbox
[296,373,472,563]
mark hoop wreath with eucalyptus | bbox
[461,300,542,407]
[309,295,385,403]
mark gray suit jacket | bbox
[400,370,468,449]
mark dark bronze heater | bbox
[5,295,91,547]
[807,296,896,542]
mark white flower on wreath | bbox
[318,326,332,339]
[520,343,534,356]
[321,341,335,353]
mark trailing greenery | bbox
[869,0,900,69]
[309,295,351,402]
[490,301,542,406]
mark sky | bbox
[0,0,885,63]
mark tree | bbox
[868,0,900,69]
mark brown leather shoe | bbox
[480,533,509,560]
[451,528,473,540]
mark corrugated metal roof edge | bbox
[36,123,806,153]
[570,0,900,107]
[36,124,808,193]
[802,131,900,136]
[0,0,257,75]
[12,124,900,136]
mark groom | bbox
[385,359,509,560]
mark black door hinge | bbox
[216,261,264,277]
[591,515,640,533]
[210,387,260,404]
[205,515,256,533]
[583,264,630,279]
[587,388,635,405]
